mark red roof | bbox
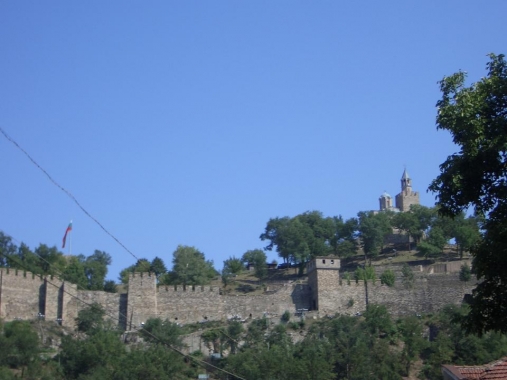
[443,358,507,380]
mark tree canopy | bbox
[429,53,507,334]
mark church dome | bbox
[380,191,391,198]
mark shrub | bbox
[355,266,376,282]
[459,263,472,282]
[281,310,291,323]
[380,269,396,287]
[402,263,415,289]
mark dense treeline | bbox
[0,231,116,292]
[260,207,480,268]
[0,233,222,289]
[1,303,507,379]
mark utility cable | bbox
[0,126,140,263]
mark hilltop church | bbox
[378,168,420,212]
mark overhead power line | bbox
[0,126,140,263]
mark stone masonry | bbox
[0,257,472,329]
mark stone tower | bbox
[379,191,393,211]
[307,257,340,312]
[395,168,419,212]
[126,272,158,330]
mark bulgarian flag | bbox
[62,221,72,248]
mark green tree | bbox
[294,337,335,380]
[417,226,447,258]
[223,256,244,275]
[357,211,392,262]
[225,321,244,354]
[140,318,183,348]
[15,243,41,274]
[170,245,216,286]
[401,263,415,289]
[460,263,472,282]
[76,303,106,334]
[150,256,167,277]
[260,211,335,267]
[134,258,151,272]
[118,264,136,285]
[0,320,40,376]
[58,329,124,379]
[380,269,395,287]
[62,255,88,289]
[241,249,267,281]
[260,216,292,263]
[119,257,164,285]
[354,266,376,282]
[113,344,190,380]
[222,256,244,288]
[103,280,117,293]
[84,250,112,290]
[391,211,420,250]
[398,316,426,376]
[429,54,507,333]
[0,231,17,267]
[363,304,395,338]
[453,215,481,258]
[34,244,66,275]
[329,216,358,258]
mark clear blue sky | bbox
[1,1,506,281]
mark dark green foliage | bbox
[417,225,448,258]
[112,344,192,380]
[0,320,40,373]
[223,256,244,275]
[222,256,244,287]
[170,245,217,286]
[330,216,359,258]
[260,211,338,265]
[460,263,472,282]
[391,211,421,250]
[150,256,167,277]
[380,269,395,287]
[1,303,507,379]
[398,316,427,375]
[355,265,376,281]
[364,304,396,338]
[62,256,88,289]
[76,303,106,334]
[58,329,125,378]
[281,310,291,322]
[429,53,507,334]
[140,318,183,348]
[134,258,151,272]
[358,211,392,260]
[241,249,267,280]
[119,257,163,285]
[103,279,117,293]
[84,250,112,290]
[401,263,415,289]
[0,232,17,267]
[226,321,244,354]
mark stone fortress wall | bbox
[0,257,473,330]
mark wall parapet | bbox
[158,285,219,293]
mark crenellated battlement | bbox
[127,272,157,291]
[0,268,45,282]
[158,285,219,293]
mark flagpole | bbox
[69,220,72,256]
